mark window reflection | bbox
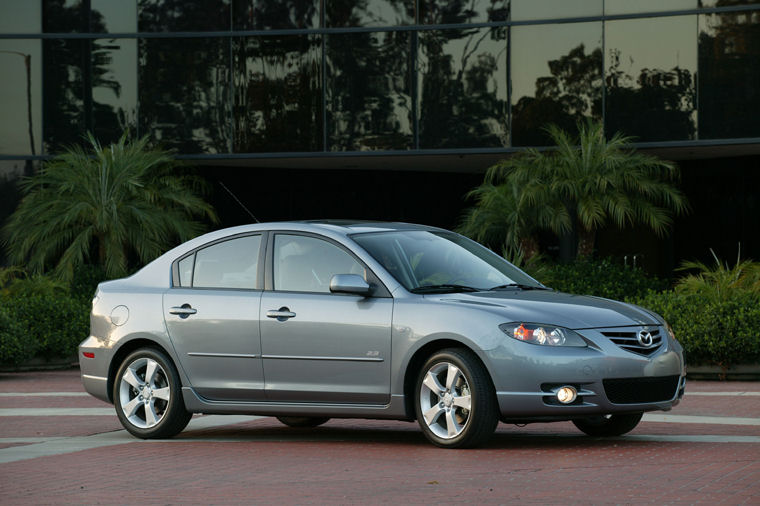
[418,27,508,148]
[138,0,230,32]
[0,40,42,156]
[326,0,415,27]
[43,38,86,151]
[604,16,697,141]
[139,38,231,153]
[700,1,760,6]
[0,0,42,33]
[43,0,87,32]
[698,10,760,138]
[93,40,137,145]
[326,31,413,151]
[233,35,322,152]
[511,0,601,21]
[511,22,602,146]
[605,0,697,15]
[233,0,320,30]
[419,0,508,24]
[91,0,137,33]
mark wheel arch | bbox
[107,337,177,403]
[401,338,495,421]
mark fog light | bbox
[556,386,577,404]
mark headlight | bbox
[499,323,586,347]
[664,320,676,341]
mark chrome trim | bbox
[262,354,384,362]
[81,374,107,382]
[187,352,260,358]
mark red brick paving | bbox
[0,369,83,392]
[1,440,758,504]
[0,370,758,504]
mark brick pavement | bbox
[0,368,758,504]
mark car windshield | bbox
[351,230,544,293]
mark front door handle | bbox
[169,304,197,319]
[266,307,296,321]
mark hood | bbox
[435,290,659,329]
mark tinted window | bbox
[192,235,261,289]
[274,235,365,293]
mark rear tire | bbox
[276,416,330,428]
[414,348,498,448]
[113,348,192,439]
[572,413,643,436]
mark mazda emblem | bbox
[637,330,654,347]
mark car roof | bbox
[296,220,444,235]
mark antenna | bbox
[218,181,260,223]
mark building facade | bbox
[1,1,759,271]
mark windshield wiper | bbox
[488,283,550,291]
[410,284,480,294]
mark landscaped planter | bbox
[686,364,760,381]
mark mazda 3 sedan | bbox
[80,221,685,448]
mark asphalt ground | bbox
[0,370,758,505]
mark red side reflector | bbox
[83,352,95,359]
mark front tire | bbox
[276,416,330,428]
[572,413,643,436]
[414,348,498,448]
[113,348,192,439]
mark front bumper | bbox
[484,326,686,420]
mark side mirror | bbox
[329,274,372,297]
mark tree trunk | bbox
[519,236,540,260]
[577,228,596,258]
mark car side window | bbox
[187,235,261,289]
[274,234,365,293]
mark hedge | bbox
[0,293,89,365]
[529,258,669,301]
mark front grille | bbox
[602,328,662,356]
[603,375,680,404]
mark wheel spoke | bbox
[445,364,460,391]
[144,359,159,386]
[122,367,142,389]
[423,404,445,426]
[422,370,445,395]
[445,409,461,438]
[145,401,159,427]
[122,396,141,418]
[453,394,471,411]
[153,387,170,401]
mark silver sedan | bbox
[79,221,685,448]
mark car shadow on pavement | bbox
[171,420,617,450]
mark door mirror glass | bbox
[329,274,371,296]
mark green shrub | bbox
[69,264,108,302]
[529,258,669,301]
[0,306,33,365]
[633,290,760,369]
[2,294,89,360]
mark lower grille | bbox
[603,375,680,404]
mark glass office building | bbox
[1,1,759,270]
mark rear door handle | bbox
[169,304,197,318]
[266,307,296,321]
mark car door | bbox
[259,233,393,404]
[163,233,266,401]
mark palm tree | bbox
[461,120,688,258]
[3,132,217,280]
